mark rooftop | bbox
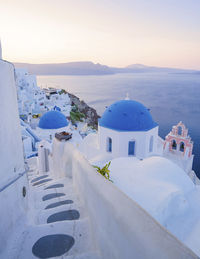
[99,100,158,131]
[38,110,69,130]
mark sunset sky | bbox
[1,0,200,69]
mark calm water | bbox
[37,73,200,177]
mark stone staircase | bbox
[7,158,100,259]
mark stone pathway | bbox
[6,158,100,259]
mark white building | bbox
[79,98,161,164]
[79,98,200,187]
[15,68,38,91]
[98,99,158,159]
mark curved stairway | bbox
[7,158,100,259]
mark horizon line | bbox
[10,60,200,71]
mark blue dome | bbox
[99,100,158,131]
[38,111,68,129]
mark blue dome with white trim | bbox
[99,100,157,131]
[38,111,68,129]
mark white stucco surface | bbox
[79,133,100,160]
[0,60,28,255]
[52,139,198,259]
[79,126,160,165]
[109,156,200,256]
[0,60,25,181]
[99,125,159,159]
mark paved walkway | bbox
[7,158,100,259]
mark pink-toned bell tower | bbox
[164,121,193,158]
[163,122,200,184]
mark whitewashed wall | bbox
[99,125,158,159]
[0,175,28,255]
[0,61,24,180]
[51,139,198,259]
[0,60,28,255]
[52,138,72,179]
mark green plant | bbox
[59,89,67,95]
[70,105,85,124]
[93,161,113,182]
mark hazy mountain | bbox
[14,61,114,75]
[14,61,199,75]
[126,64,150,69]
[125,64,198,73]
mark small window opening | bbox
[178,126,182,136]
[107,137,112,152]
[149,136,153,152]
[128,141,135,156]
[180,142,185,152]
[172,140,177,150]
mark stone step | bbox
[36,201,87,225]
[22,163,98,259]
[12,219,96,259]
[64,251,101,259]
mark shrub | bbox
[93,161,113,182]
[70,105,85,124]
[59,89,67,95]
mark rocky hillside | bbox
[67,92,100,130]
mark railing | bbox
[0,170,27,193]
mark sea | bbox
[37,72,200,177]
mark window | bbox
[172,140,177,150]
[128,141,135,156]
[107,137,112,152]
[180,142,185,152]
[178,126,182,136]
[149,136,153,152]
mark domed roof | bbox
[38,111,68,129]
[99,100,157,131]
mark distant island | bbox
[14,61,200,76]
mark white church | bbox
[98,99,158,159]
[79,97,197,183]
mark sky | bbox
[0,0,200,69]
